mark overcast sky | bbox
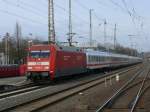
[0,0,150,52]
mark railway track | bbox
[2,64,142,112]
[95,63,150,112]
[0,64,138,94]
[129,69,150,112]
[0,85,48,99]
[0,79,60,100]
[0,64,139,94]
[135,82,150,112]
[0,80,34,93]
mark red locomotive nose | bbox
[26,45,51,80]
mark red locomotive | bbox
[27,44,142,81]
[27,44,86,80]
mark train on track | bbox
[0,64,26,78]
[26,44,142,81]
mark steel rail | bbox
[130,68,150,112]
[8,65,141,112]
[95,68,143,112]
[0,85,44,99]
[0,64,140,112]
[0,64,139,94]
[0,81,35,94]
[104,79,147,109]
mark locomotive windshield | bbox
[30,50,50,58]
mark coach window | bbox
[95,56,97,62]
[93,56,95,62]
[96,56,98,62]
[90,56,91,63]
[113,57,116,61]
[90,56,92,63]
[89,56,91,63]
[100,56,102,62]
[102,57,104,62]
[95,56,96,62]
[103,57,106,62]
[103,57,105,62]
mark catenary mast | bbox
[48,0,55,44]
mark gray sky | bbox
[0,0,150,52]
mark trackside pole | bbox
[105,77,107,87]
[109,76,112,85]
[116,73,120,82]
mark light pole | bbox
[114,24,117,50]
[0,36,1,51]
[89,9,94,47]
[104,19,107,50]
[128,34,136,56]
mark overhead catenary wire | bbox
[75,0,89,10]
[2,0,48,20]
[43,0,89,25]
[0,8,47,25]
[121,0,142,34]
[106,0,144,36]
[0,0,147,51]
[107,0,127,13]
[0,0,77,27]
[2,0,84,27]
[74,0,116,28]
[18,0,47,13]
[74,0,115,31]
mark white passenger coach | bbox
[85,49,142,69]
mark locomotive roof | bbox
[30,44,83,52]
[29,45,51,51]
[58,45,83,52]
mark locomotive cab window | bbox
[30,50,50,58]
[40,51,50,58]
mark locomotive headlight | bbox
[44,66,49,69]
[28,67,32,69]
